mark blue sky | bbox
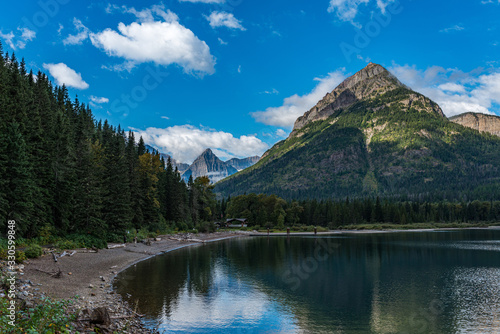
[1,0,499,163]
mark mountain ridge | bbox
[216,63,500,200]
[291,63,445,135]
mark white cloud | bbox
[90,96,109,104]
[57,24,64,35]
[0,27,36,50]
[0,31,15,49]
[276,129,288,137]
[161,116,170,120]
[389,63,500,117]
[205,11,246,30]
[440,25,465,33]
[43,63,89,90]
[132,125,268,163]
[91,5,215,74]
[251,70,346,128]
[237,65,242,73]
[437,82,466,93]
[218,37,228,45]
[63,18,90,45]
[328,0,395,26]
[261,88,279,95]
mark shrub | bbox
[25,244,43,258]
[67,234,107,249]
[55,239,79,250]
[195,221,216,233]
[0,296,77,332]
[15,250,27,263]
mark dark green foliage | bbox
[225,193,500,229]
[25,243,43,258]
[0,48,213,242]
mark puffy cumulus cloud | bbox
[328,0,395,26]
[0,27,36,50]
[205,11,246,30]
[132,125,268,163]
[251,71,346,128]
[389,63,500,117]
[43,63,89,89]
[91,4,215,74]
[63,18,89,45]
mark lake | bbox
[114,229,500,333]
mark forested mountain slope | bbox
[216,63,500,200]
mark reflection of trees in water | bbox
[114,244,219,318]
[115,230,500,333]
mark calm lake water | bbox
[115,229,500,333]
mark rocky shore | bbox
[2,232,244,333]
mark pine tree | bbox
[4,122,35,236]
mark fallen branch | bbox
[68,251,77,256]
[122,304,145,317]
[52,253,58,262]
[59,251,68,258]
[107,244,126,249]
[35,268,62,278]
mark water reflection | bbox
[115,230,500,333]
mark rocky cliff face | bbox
[226,156,260,171]
[182,149,238,183]
[449,112,500,137]
[291,63,445,134]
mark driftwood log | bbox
[107,244,126,249]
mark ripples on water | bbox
[115,230,500,333]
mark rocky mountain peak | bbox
[291,63,444,134]
[182,148,237,184]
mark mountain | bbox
[226,156,261,171]
[145,145,190,172]
[216,63,500,200]
[449,112,500,137]
[182,149,238,183]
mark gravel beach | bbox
[14,232,244,333]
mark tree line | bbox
[226,194,500,229]
[0,44,216,241]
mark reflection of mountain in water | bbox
[115,230,500,333]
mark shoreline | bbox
[17,232,246,333]
[14,226,499,332]
[248,225,500,236]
